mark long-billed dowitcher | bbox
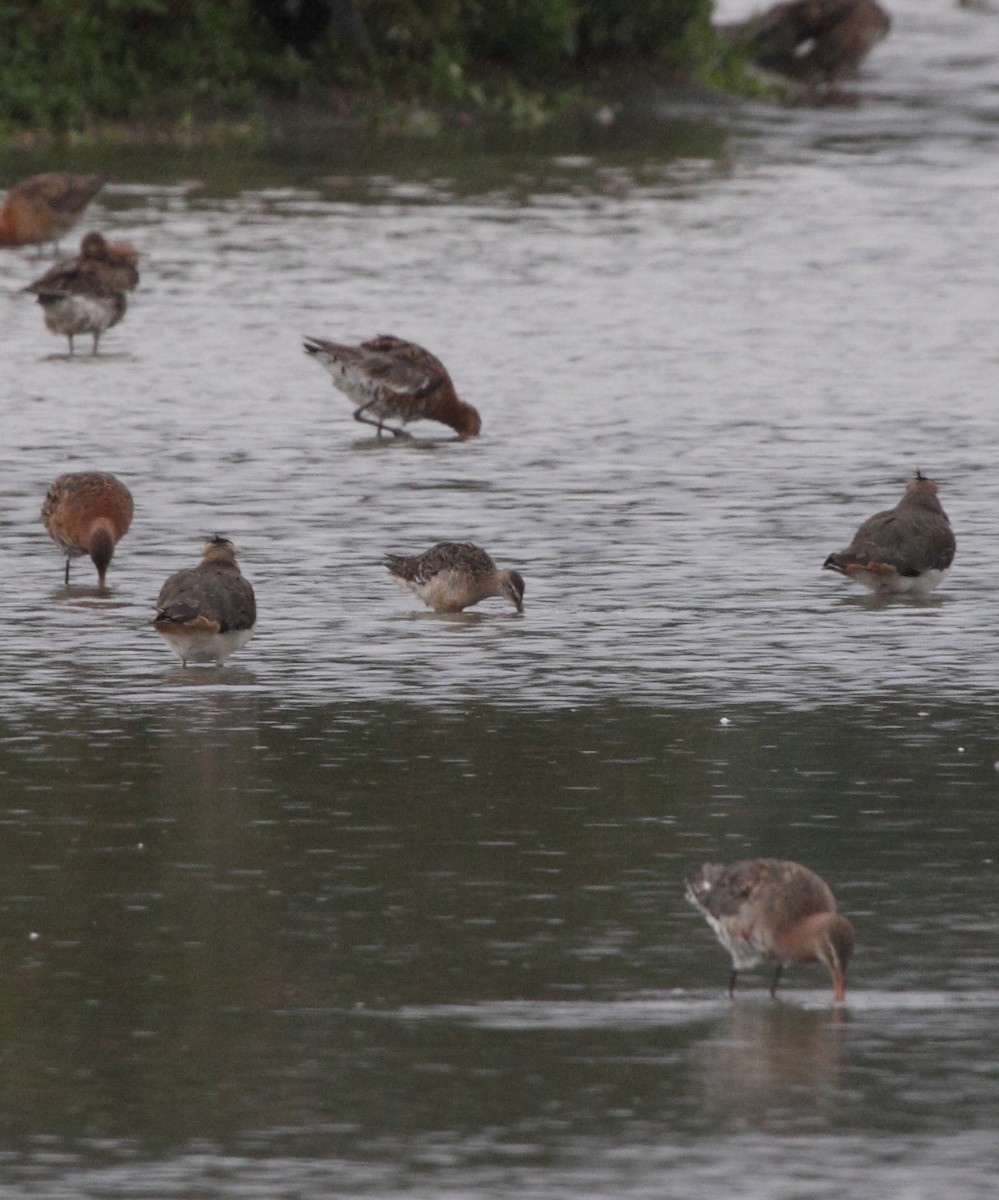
[41,471,134,588]
[384,542,524,613]
[24,231,139,355]
[303,334,482,438]
[685,859,855,1002]
[823,472,955,595]
[152,537,257,667]
[0,172,106,250]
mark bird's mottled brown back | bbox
[155,559,256,634]
[687,859,837,926]
[828,475,955,576]
[385,541,498,586]
[27,232,140,299]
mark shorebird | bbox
[823,472,955,595]
[741,0,891,85]
[384,542,524,613]
[685,859,855,1002]
[41,471,134,588]
[24,230,140,355]
[0,172,106,250]
[152,536,257,667]
[303,334,482,438]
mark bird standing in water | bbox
[685,859,855,1002]
[0,172,106,250]
[152,537,257,666]
[743,0,891,86]
[304,334,482,439]
[41,471,134,588]
[384,542,524,613]
[823,472,955,595]
[24,230,139,355]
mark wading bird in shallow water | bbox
[41,471,134,588]
[384,542,524,613]
[152,537,257,667]
[0,172,106,250]
[24,231,140,355]
[822,471,955,595]
[740,0,891,86]
[303,334,482,439]
[685,859,855,1002]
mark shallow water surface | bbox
[3,0,999,1194]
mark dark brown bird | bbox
[152,537,257,667]
[384,542,524,613]
[745,0,891,85]
[0,172,106,249]
[685,859,855,1002]
[823,472,955,595]
[41,471,134,588]
[24,231,140,355]
[304,334,482,439]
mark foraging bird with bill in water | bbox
[41,470,134,588]
[303,334,482,439]
[685,858,855,1002]
[823,471,955,596]
[152,536,257,666]
[384,542,524,613]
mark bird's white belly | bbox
[156,626,253,665]
[855,567,946,595]
[704,912,765,969]
[42,293,114,336]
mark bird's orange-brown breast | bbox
[0,173,106,246]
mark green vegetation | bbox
[0,0,755,137]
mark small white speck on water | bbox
[958,747,965,753]
[720,718,730,726]
[29,932,39,941]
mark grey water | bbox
[2,0,999,1195]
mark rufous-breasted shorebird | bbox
[384,542,524,613]
[823,471,955,596]
[24,230,139,355]
[152,537,257,667]
[303,334,482,439]
[41,471,134,588]
[0,172,106,250]
[685,859,855,1002]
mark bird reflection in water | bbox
[690,1002,847,1125]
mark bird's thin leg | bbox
[769,964,783,1000]
[728,969,738,999]
[91,330,101,356]
[67,334,75,356]
[353,401,390,434]
[64,558,70,585]
[353,402,412,440]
